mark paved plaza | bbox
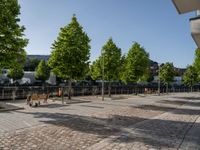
[0,93,200,150]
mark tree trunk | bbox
[42,82,45,94]
[191,86,193,92]
[136,84,138,95]
[61,87,64,104]
[68,79,72,100]
[108,81,111,97]
[13,87,16,101]
[13,80,16,101]
[166,83,168,94]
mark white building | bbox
[153,76,183,85]
[0,70,56,85]
[172,0,200,47]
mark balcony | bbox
[172,0,200,14]
[190,16,200,47]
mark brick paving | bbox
[0,123,116,150]
[0,93,199,149]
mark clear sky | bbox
[18,0,197,68]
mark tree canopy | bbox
[90,38,122,97]
[48,15,90,80]
[159,62,175,85]
[0,0,28,70]
[91,38,121,80]
[193,48,200,80]
[90,59,102,80]
[121,42,150,83]
[7,65,24,81]
[24,58,40,71]
[35,60,50,83]
[183,65,198,90]
[48,15,90,99]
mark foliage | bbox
[90,59,102,80]
[193,48,200,80]
[183,65,198,88]
[90,38,121,97]
[159,62,175,85]
[48,15,90,99]
[35,60,50,82]
[24,58,40,71]
[91,38,121,80]
[142,68,154,82]
[0,0,28,70]
[48,15,90,80]
[121,42,150,83]
[7,65,24,81]
[119,54,126,81]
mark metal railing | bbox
[0,85,199,100]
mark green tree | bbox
[35,60,50,84]
[121,42,150,84]
[91,38,121,97]
[193,48,200,80]
[183,65,198,92]
[119,54,126,81]
[48,15,90,100]
[24,58,40,71]
[142,68,154,83]
[90,59,102,80]
[7,65,24,83]
[159,62,175,93]
[0,0,28,70]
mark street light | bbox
[101,49,104,101]
[158,64,161,96]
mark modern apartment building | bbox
[172,0,200,47]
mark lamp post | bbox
[101,49,104,101]
[158,64,161,96]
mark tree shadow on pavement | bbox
[173,96,200,101]
[18,109,200,149]
[159,99,200,107]
[132,104,200,115]
[159,100,187,105]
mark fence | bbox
[0,85,199,100]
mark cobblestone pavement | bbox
[0,93,200,149]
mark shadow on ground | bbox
[173,96,200,101]
[159,99,200,107]
[17,105,200,149]
[132,104,200,115]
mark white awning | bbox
[191,17,200,47]
[172,0,200,14]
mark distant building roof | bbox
[27,55,50,61]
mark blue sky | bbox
[18,0,196,68]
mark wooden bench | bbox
[27,93,49,107]
[144,88,156,94]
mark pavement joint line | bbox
[177,114,200,150]
[22,121,32,127]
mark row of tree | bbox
[1,0,199,100]
[47,15,179,98]
[7,60,50,85]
